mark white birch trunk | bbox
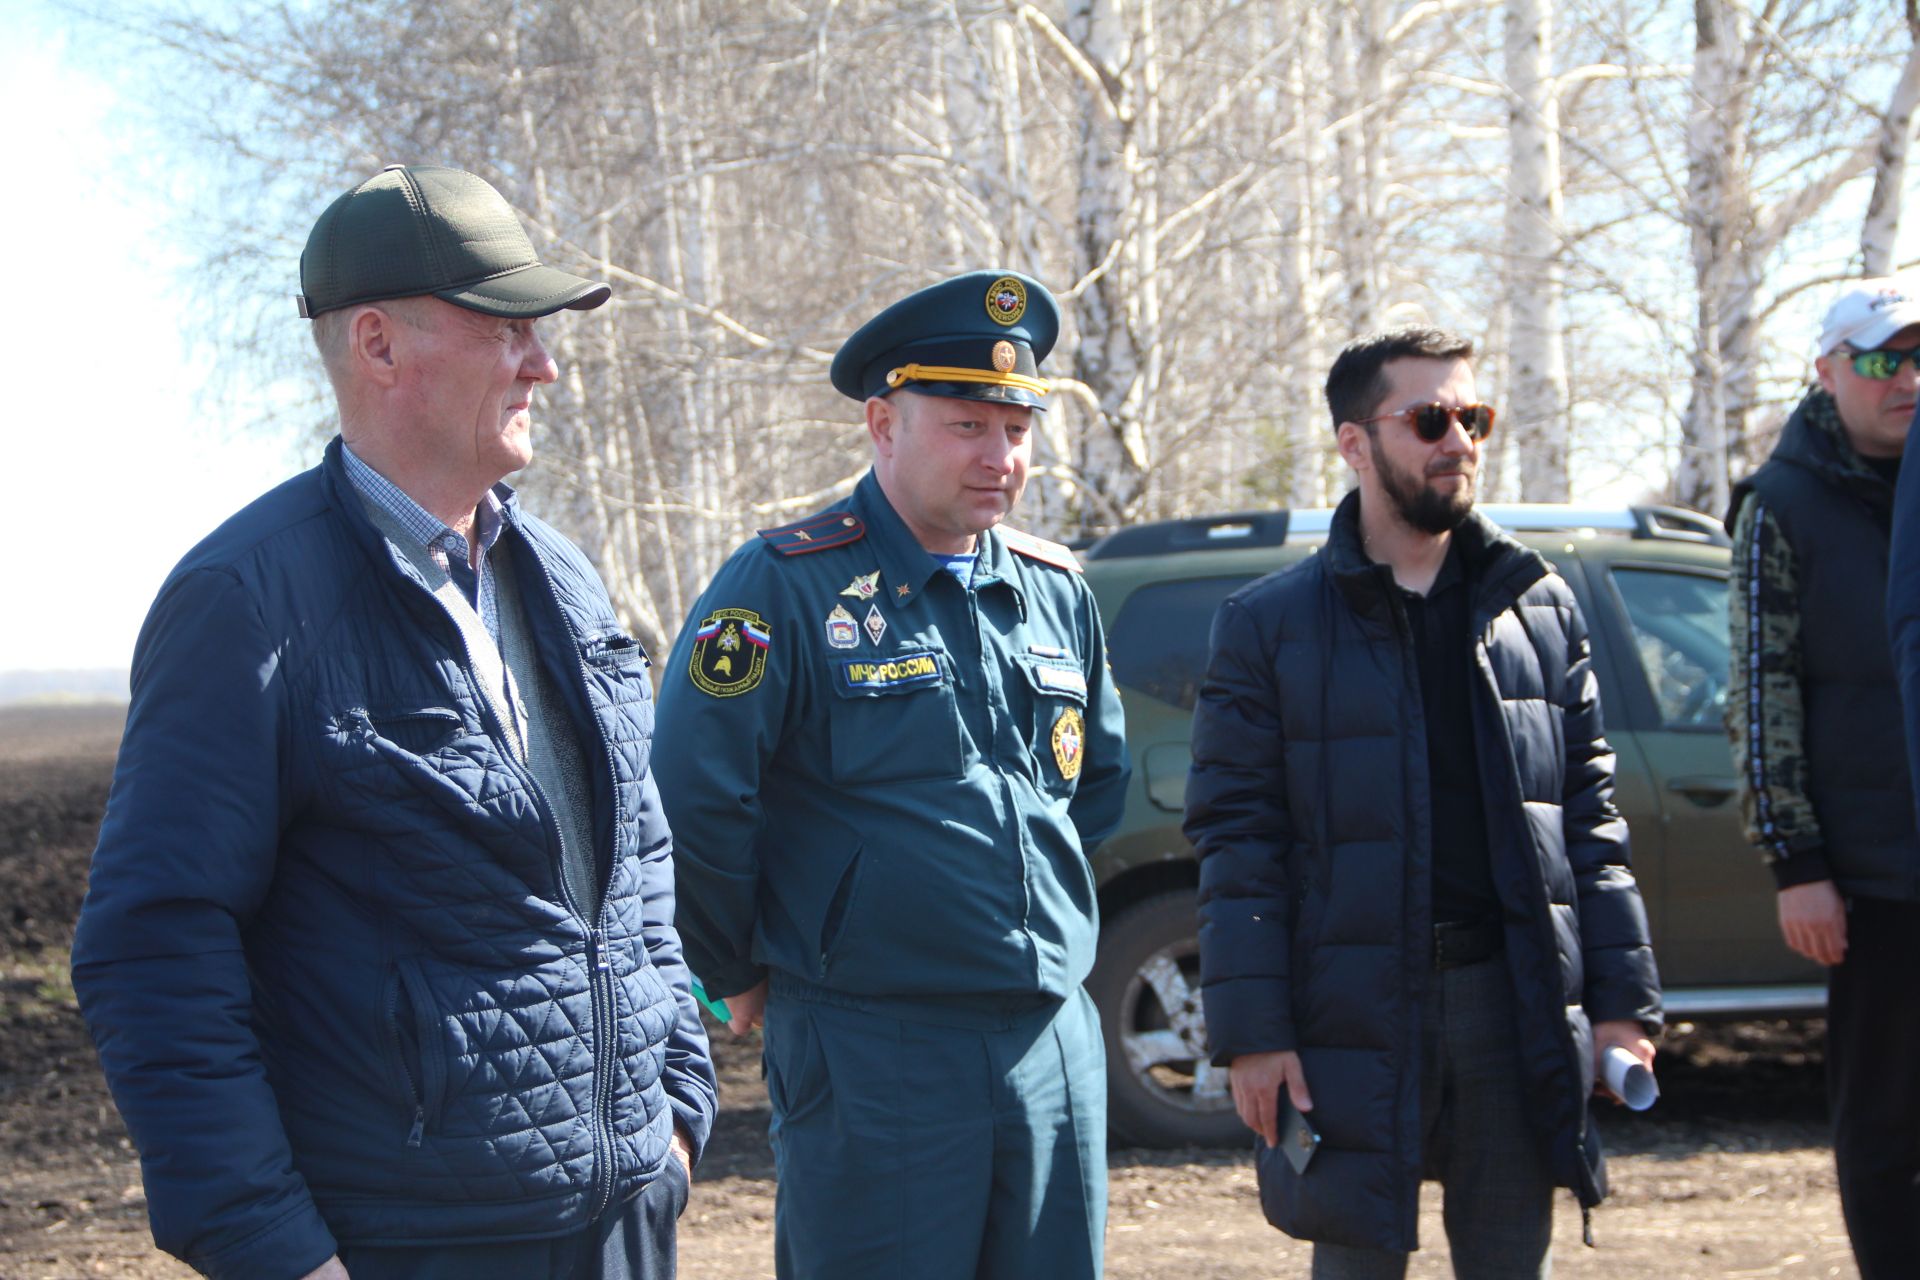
[1863,29,1920,275]
[1330,4,1381,336]
[1283,0,1332,506]
[1674,0,1746,516]
[1065,0,1151,526]
[1504,0,1570,501]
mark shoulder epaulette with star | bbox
[998,525,1082,573]
[758,510,867,556]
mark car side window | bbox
[1107,576,1259,710]
[1609,567,1729,730]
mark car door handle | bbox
[1667,776,1737,806]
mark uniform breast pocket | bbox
[1016,655,1090,796]
[826,650,964,785]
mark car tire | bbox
[1088,888,1248,1148]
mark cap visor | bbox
[438,263,611,318]
[905,382,1049,411]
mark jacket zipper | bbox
[385,975,428,1148]
[1390,586,1429,1249]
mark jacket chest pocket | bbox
[322,704,491,808]
[578,629,654,777]
[826,650,964,784]
[1015,654,1090,796]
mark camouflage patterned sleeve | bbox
[1725,500,1833,887]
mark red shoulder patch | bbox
[758,511,866,556]
[998,525,1082,573]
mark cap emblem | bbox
[992,340,1018,373]
[986,276,1027,326]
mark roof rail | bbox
[1629,504,1730,546]
[1082,511,1291,560]
[1082,501,1728,560]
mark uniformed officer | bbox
[654,270,1130,1280]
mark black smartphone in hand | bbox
[1278,1093,1321,1174]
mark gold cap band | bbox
[885,363,1050,396]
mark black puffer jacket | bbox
[1186,493,1662,1252]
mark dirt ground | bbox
[0,705,1859,1279]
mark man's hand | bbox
[1777,880,1847,967]
[723,979,768,1037]
[1228,1050,1313,1148]
[1592,1019,1656,1106]
[299,1258,349,1280]
[671,1123,693,1179]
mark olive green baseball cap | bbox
[297,164,611,320]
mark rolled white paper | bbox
[1602,1045,1658,1111]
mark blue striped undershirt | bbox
[341,443,506,643]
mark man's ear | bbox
[1336,421,1372,473]
[350,305,404,388]
[866,394,900,459]
[1814,352,1839,397]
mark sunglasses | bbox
[1839,346,1920,380]
[1354,402,1496,443]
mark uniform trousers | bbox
[333,1156,687,1280]
[1312,957,1556,1280]
[763,977,1106,1280]
[1827,894,1920,1280]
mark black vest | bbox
[1731,400,1920,901]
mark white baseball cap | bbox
[1817,276,1920,355]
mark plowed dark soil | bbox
[0,707,1856,1279]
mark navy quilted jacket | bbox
[1187,493,1661,1252]
[72,440,717,1280]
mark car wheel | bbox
[1088,888,1248,1148]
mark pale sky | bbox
[2,6,303,672]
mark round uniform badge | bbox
[985,276,1027,326]
[1051,705,1085,780]
[992,340,1017,372]
[689,607,771,697]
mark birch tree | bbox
[1672,0,1920,511]
[1861,2,1920,274]
[1505,0,1571,500]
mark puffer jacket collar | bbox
[1324,489,1551,634]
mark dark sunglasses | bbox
[1839,346,1920,380]
[1354,402,1496,443]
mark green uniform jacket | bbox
[655,471,1130,1002]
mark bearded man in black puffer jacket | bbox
[1187,326,1662,1278]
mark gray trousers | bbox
[1312,958,1556,1280]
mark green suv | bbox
[1080,503,1824,1147]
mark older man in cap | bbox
[72,164,716,1280]
[654,270,1130,1279]
[1733,275,1920,1278]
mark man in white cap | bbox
[1729,276,1920,1279]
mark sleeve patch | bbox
[688,608,771,697]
